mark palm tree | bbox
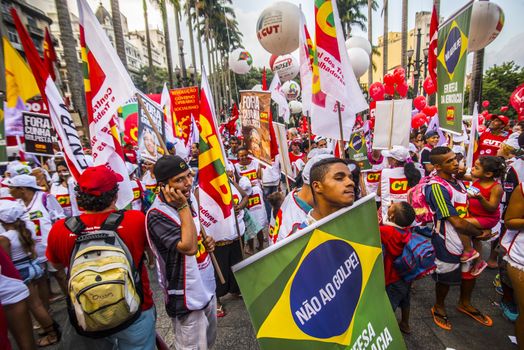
[54,0,87,131]
[338,0,370,39]
[154,0,174,88]
[468,49,484,114]
[382,0,388,76]
[401,0,407,69]
[142,0,153,69]
[185,0,197,85]
[110,0,127,69]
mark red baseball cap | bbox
[78,165,123,196]
[493,115,509,125]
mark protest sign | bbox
[347,130,371,170]
[239,90,272,165]
[23,111,56,156]
[137,92,165,160]
[437,2,473,135]
[372,100,412,150]
[170,86,200,142]
[273,122,294,182]
[233,194,406,350]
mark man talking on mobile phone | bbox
[145,155,217,350]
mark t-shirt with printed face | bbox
[46,210,153,310]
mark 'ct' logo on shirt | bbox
[389,178,409,194]
[366,172,381,183]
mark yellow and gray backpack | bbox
[65,211,143,338]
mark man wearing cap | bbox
[5,174,67,300]
[46,165,156,349]
[420,130,440,176]
[289,139,306,180]
[474,115,509,162]
[50,161,80,218]
[146,155,217,350]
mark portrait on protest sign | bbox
[240,90,272,165]
[136,92,165,160]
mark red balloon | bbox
[413,96,427,111]
[269,54,278,70]
[411,113,426,129]
[486,113,493,121]
[500,106,509,112]
[393,67,406,84]
[423,77,437,95]
[481,110,489,117]
[396,82,408,97]
[482,100,490,108]
[384,73,395,85]
[429,105,438,117]
[369,82,385,101]
[384,83,395,96]
[510,83,524,112]
[478,116,485,125]
[519,115,524,122]
[423,106,435,117]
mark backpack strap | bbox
[65,216,86,236]
[101,210,125,231]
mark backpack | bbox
[65,211,143,338]
[407,175,453,225]
[393,230,436,282]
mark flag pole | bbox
[336,101,345,159]
[274,123,291,193]
[306,111,311,151]
[199,224,226,285]
[136,93,168,154]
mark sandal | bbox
[431,306,451,331]
[456,305,493,327]
[217,304,226,318]
[460,249,479,263]
[470,260,488,277]
[37,321,61,347]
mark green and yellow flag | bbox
[437,2,473,135]
[233,194,406,350]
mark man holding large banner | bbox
[234,158,406,350]
[437,2,473,135]
[239,90,272,165]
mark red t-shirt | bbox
[380,225,410,285]
[46,210,154,310]
[474,130,508,161]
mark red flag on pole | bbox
[428,4,439,88]
[262,67,268,91]
[11,8,88,180]
[43,27,57,81]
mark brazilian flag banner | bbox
[347,130,371,171]
[437,1,473,135]
[233,194,406,350]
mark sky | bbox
[81,0,524,77]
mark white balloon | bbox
[281,80,301,101]
[347,47,370,78]
[289,100,302,114]
[252,84,263,91]
[345,36,372,55]
[229,48,253,74]
[272,54,299,82]
[256,1,300,55]
[468,1,504,52]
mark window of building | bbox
[7,27,19,44]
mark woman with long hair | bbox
[0,201,60,347]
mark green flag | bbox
[233,194,406,350]
[347,130,371,171]
[437,2,473,135]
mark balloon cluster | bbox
[510,83,524,121]
[368,67,409,101]
[411,95,437,128]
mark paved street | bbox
[13,261,518,350]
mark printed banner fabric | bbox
[170,86,200,143]
[23,112,56,156]
[233,195,406,350]
[239,90,272,165]
[437,2,472,135]
[137,92,166,160]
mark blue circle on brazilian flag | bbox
[290,240,363,338]
[444,26,462,74]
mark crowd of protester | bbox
[0,116,523,349]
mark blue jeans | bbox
[62,307,156,350]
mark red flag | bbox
[43,27,57,81]
[11,8,88,180]
[428,4,439,88]
[226,103,239,135]
[262,67,268,91]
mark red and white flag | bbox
[428,4,439,88]
[78,0,134,208]
[198,70,236,239]
[298,12,314,116]
[11,8,88,180]
[160,83,175,144]
[314,0,367,115]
